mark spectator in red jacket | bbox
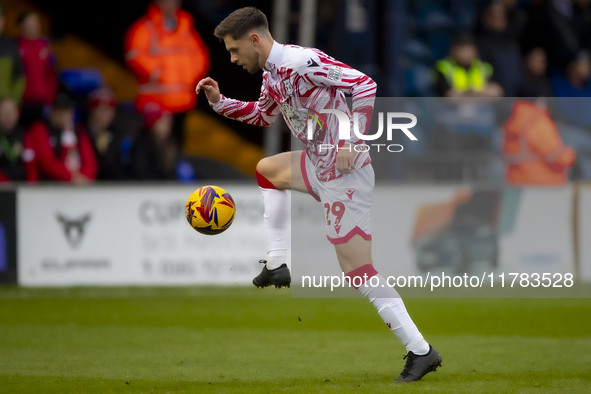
[0,97,28,182]
[17,11,57,128]
[24,93,97,183]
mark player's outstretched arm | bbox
[195,77,221,104]
[196,77,279,127]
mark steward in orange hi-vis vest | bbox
[503,100,575,185]
[124,2,210,113]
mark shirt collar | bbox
[264,41,283,72]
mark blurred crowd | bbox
[404,0,591,98]
[0,0,211,184]
[0,0,590,184]
[390,0,591,182]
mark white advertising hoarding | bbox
[498,187,575,275]
[17,185,266,286]
[291,185,576,291]
[17,184,576,287]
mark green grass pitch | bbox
[1,286,590,393]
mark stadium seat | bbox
[405,38,434,63]
[404,63,435,96]
[59,68,105,98]
[413,1,455,31]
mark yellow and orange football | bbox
[185,185,236,235]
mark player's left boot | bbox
[394,345,442,383]
[252,260,291,288]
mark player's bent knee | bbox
[256,156,276,172]
[256,158,278,183]
[256,156,291,189]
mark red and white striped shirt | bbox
[210,41,377,182]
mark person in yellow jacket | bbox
[125,0,210,147]
[503,99,576,185]
[434,34,503,97]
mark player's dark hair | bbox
[16,11,36,26]
[451,32,476,47]
[214,7,269,41]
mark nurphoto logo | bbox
[305,109,418,153]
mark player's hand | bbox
[195,77,221,104]
[336,145,356,174]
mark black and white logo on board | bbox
[56,213,92,249]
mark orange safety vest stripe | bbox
[503,100,575,184]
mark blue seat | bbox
[59,68,105,98]
[412,0,455,30]
[405,38,434,63]
[404,63,435,96]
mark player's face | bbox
[525,48,547,76]
[19,13,41,39]
[89,104,115,131]
[223,35,261,74]
[50,108,74,129]
[451,44,477,66]
[152,113,173,141]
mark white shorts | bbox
[300,151,374,244]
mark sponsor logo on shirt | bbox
[281,103,306,133]
[327,66,343,81]
[283,80,294,96]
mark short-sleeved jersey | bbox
[210,41,377,182]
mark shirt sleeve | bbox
[527,110,576,168]
[299,51,377,142]
[44,42,58,105]
[209,82,280,127]
[25,123,72,181]
[0,170,10,182]
[125,21,160,80]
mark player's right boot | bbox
[394,345,442,382]
[252,260,291,288]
